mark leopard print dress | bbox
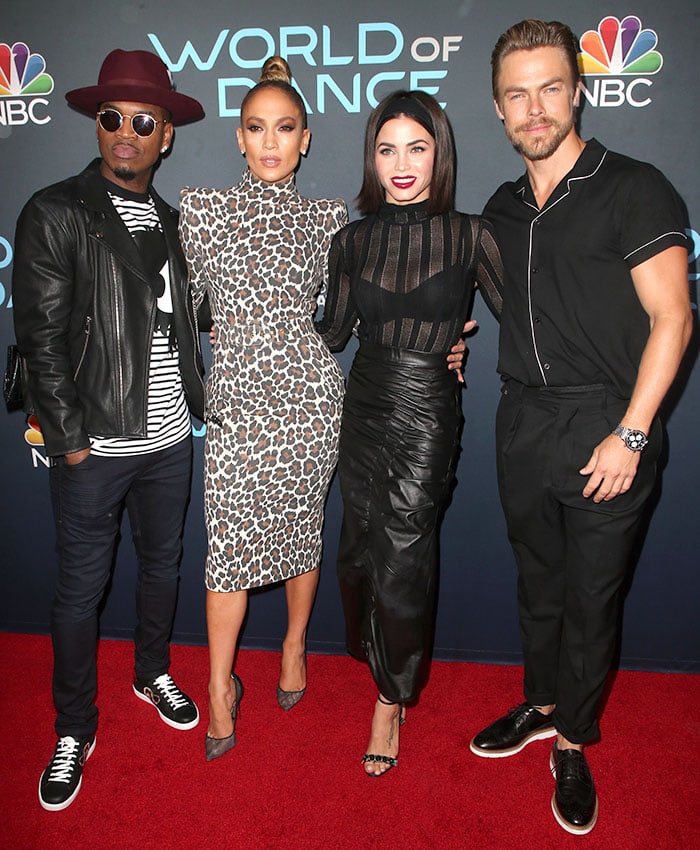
[180,170,348,591]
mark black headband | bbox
[375,95,435,138]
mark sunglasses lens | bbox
[98,110,158,137]
[132,114,157,137]
[99,109,122,132]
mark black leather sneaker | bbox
[550,743,599,835]
[469,702,556,757]
[133,673,199,730]
[39,735,95,811]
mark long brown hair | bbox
[356,90,455,216]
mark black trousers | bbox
[48,437,193,738]
[337,342,462,703]
[496,380,661,743]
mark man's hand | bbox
[65,447,91,466]
[447,319,478,383]
[579,434,640,502]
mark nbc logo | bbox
[0,41,54,126]
[23,415,50,469]
[0,234,12,308]
[578,16,662,108]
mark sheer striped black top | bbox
[316,201,503,354]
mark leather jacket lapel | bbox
[77,160,156,286]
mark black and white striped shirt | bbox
[90,188,191,456]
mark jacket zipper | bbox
[184,275,205,400]
[169,243,205,407]
[110,254,125,429]
[73,315,93,379]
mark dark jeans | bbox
[496,380,661,744]
[48,437,193,738]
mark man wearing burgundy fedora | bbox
[13,49,207,811]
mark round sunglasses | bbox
[97,108,168,138]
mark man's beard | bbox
[112,165,137,182]
[505,114,574,162]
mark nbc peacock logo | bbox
[0,41,54,126]
[24,415,44,446]
[23,415,51,469]
[579,16,662,75]
[578,15,663,108]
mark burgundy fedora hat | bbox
[65,49,204,125]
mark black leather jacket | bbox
[12,159,205,457]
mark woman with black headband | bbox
[317,90,504,775]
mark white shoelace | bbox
[47,737,81,783]
[152,674,188,709]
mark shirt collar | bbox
[516,138,607,210]
[377,199,431,224]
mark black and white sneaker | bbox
[39,735,95,811]
[133,673,199,730]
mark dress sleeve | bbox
[475,216,504,320]
[316,199,349,306]
[178,188,208,311]
[315,223,358,352]
[331,199,349,232]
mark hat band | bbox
[99,76,172,92]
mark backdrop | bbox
[2,1,698,672]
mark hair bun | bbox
[260,56,292,85]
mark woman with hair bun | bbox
[179,57,348,760]
[317,90,503,775]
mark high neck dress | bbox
[180,170,348,590]
[316,201,503,701]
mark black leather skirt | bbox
[337,341,463,702]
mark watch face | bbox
[626,430,648,451]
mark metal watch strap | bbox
[613,424,648,452]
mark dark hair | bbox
[491,19,581,99]
[240,56,307,128]
[356,90,455,216]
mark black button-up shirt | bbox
[485,138,689,398]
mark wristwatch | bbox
[613,424,648,452]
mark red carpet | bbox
[1,633,698,849]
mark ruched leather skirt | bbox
[337,341,463,702]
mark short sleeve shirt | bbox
[484,138,689,398]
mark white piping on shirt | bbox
[624,231,688,261]
[518,149,608,385]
